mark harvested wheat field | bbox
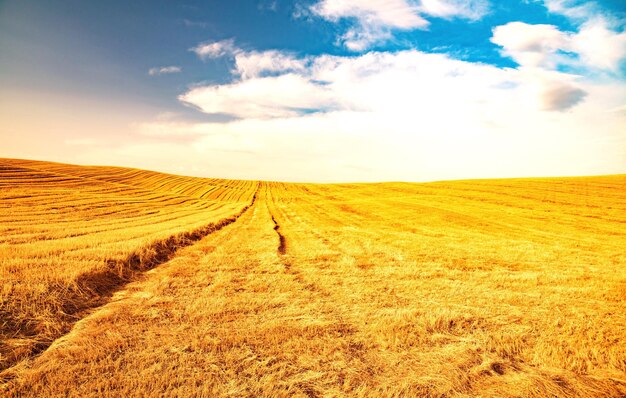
[0,158,258,377]
[1,158,625,397]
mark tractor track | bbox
[0,183,260,381]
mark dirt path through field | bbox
[0,185,259,380]
[5,184,377,397]
[0,159,259,378]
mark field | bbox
[0,158,258,375]
[1,158,625,397]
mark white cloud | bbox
[338,26,393,52]
[539,0,622,26]
[542,0,597,21]
[190,40,309,78]
[311,0,427,29]
[309,0,428,51]
[491,18,626,111]
[571,20,626,71]
[492,20,626,72]
[182,47,599,120]
[309,0,490,50]
[530,1,626,71]
[420,0,490,20]
[191,39,237,59]
[180,73,341,119]
[233,50,309,78]
[148,66,182,76]
[491,22,569,69]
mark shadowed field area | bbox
[1,159,625,397]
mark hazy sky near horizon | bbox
[1,0,625,182]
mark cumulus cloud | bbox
[571,20,626,71]
[309,0,490,50]
[182,45,601,121]
[491,23,591,111]
[492,20,626,73]
[148,66,182,76]
[493,20,626,72]
[491,16,626,112]
[180,73,341,118]
[491,22,569,69]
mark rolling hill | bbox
[1,158,625,397]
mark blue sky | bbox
[1,0,625,181]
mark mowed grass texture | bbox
[0,159,258,378]
[2,160,626,397]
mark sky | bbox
[0,0,625,182]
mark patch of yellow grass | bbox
[1,159,625,396]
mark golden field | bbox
[0,158,257,376]
[1,158,625,397]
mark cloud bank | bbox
[126,38,622,182]
[97,0,625,182]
